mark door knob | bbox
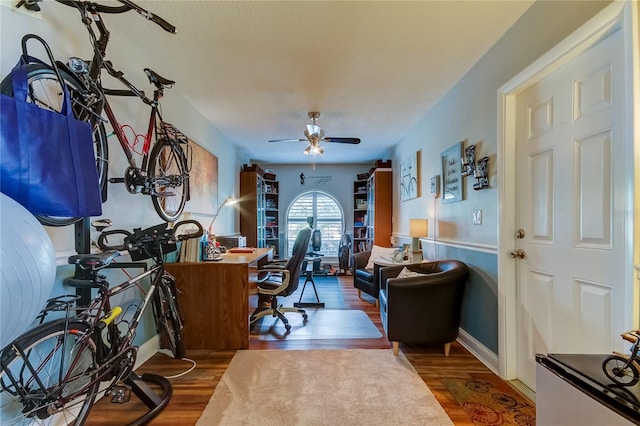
[509,249,526,259]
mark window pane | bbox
[317,194,341,218]
[288,194,313,218]
[286,191,343,257]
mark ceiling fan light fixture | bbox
[306,124,323,138]
[303,144,323,156]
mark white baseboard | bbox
[457,328,499,375]
[135,334,161,369]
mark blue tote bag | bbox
[0,55,102,217]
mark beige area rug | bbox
[257,309,382,341]
[197,349,453,426]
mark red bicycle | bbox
[1,0,190,226]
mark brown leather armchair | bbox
[378,260,468,356]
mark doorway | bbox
[497,1,638,392]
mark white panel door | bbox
[514,26,625,390]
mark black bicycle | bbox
[0,220,202,425]
[1,0,190,226]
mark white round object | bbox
[1,193,56,349]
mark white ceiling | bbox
[90,1,534,164]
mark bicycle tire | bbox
[0,63,109,227]
[148,137,189,222]
[602,355,640,386]
[153,277,186,359]
[0,319,99,425]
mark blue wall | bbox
[423,243,498,353]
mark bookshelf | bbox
[264,179,279,258]
[364,168,392,251]
[239,168,280,258]
[353,177,368,253]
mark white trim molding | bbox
[458,328,499,375]
[391,233,498,255]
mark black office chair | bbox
[250,227,312,331]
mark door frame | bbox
[496,1,639,380]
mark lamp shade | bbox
[410,219,428,238]
[409,219,428,252]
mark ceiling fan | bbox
[268,112,360,156]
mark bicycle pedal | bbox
[110,384,132,404]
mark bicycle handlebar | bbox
[97,220,204,253]
[54,0,176,34]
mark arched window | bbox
[286,191,344,257]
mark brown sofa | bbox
[378,260,468,356]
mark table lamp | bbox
[203,196,237,260]
[409,219,428,261]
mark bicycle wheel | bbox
[0,319,99,425]
[148,137,189,222]
[0,63,109,227]
[153,277,186,359]
[602,355,640,386]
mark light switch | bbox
[473,209,482,225]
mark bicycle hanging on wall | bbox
[1,0,191,226]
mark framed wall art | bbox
[441,142,463,203]
[400,150,420,201]
[185,140,219,214]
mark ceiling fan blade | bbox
[268,138,307,143]
[323,137,361,144]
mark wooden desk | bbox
[164,248,272,350]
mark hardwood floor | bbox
[85,274,533,425]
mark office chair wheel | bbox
[303,313,308,320]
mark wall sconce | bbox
[409,219,428,261]
[461,144,489,190]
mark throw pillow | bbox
[396,267,425,278]
[365,245,396,270]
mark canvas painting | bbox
[185,141,218,215]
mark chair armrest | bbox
[255,268,290,295]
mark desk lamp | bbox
[207,196,238,234]
[409,219,428,261]
[203,196,237,260]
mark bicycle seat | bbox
[67,250,121,269]
[144,68,174,88]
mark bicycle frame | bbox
[64,0,164,171]
[0,264,167,411]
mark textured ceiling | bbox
[59,1,535,164]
